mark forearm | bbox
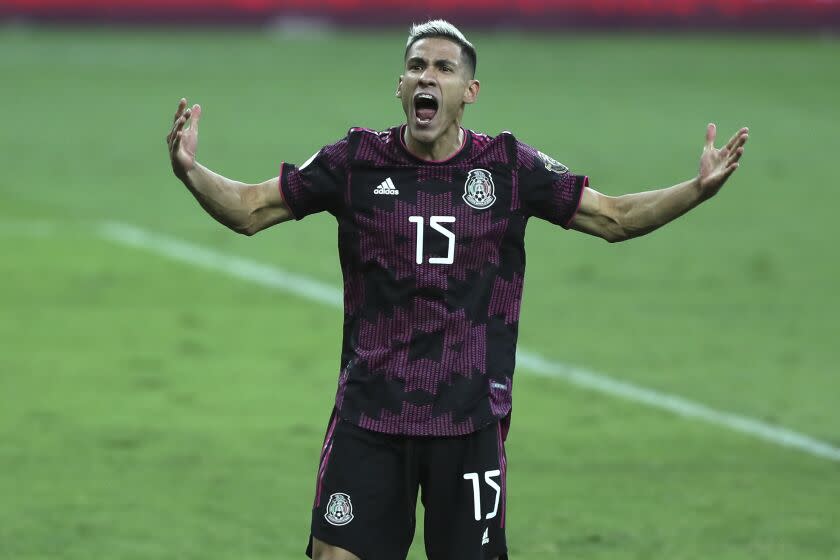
[181,163,257,234]
[612,176,704,241]
[571,124,747,243]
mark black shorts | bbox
[306,410,509,560]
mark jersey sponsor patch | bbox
[463,169,496,210]
[324,492,354,526]
[537,151,569,175]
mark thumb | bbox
[705,122,716,151]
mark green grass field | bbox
[1,27,839,559]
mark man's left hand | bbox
[698,123,749,200]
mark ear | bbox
[396,75,404,98]
[463,79,480,105]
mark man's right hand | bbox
[164,97,292,233]
[166,98,201,182]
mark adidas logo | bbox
[374,177,399,195]
[482,527,489,545]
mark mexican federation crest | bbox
[324,492,354,526]
[537,151,569,175]
[463,168,496,210]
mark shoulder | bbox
[501,135,559,173]
[310,133,352,168]
[347,125,408,165]
[348,126,397,144]
[466,129,521,167]
[469,129,516,146]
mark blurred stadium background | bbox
[1,1,839,558]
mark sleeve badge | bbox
[537,151,569,175]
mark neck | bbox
[403,122,464,162]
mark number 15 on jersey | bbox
[409,216,456,265]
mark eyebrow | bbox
[406,56,459,68]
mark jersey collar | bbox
[395,125,471,165]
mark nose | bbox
[418,67,437,87]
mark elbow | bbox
[605,223,636,243]
[604,223,646,243]
[600,197,638,243]
[224,206,260,236]
[606,215,654,242]
[598,215,631,243]
[232,185,263,236]
[591,195,630,243]
[232,220,260,236]
[604,231,628,243]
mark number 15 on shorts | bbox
[463,470,501,521]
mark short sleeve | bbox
[516,140,588,228]
[279,137,349,220]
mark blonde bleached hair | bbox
[405,19,477,77]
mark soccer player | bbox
[166,20,748,560]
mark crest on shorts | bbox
[463,169,496,210]
[324,492,354,526]
[537,151,569,175]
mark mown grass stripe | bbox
[99,220,840,463]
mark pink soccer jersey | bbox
[280,125,587,436]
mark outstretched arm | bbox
[570,124,748,242]
[166,98,293,236]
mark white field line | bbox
[98,221,840,463]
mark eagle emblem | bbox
[324,493,354,526]
[463,168,496,210]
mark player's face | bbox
[398,38,479,145]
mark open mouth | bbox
[413,92,438,125]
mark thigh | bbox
[421,421,508,560]
[306,411,418,560]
